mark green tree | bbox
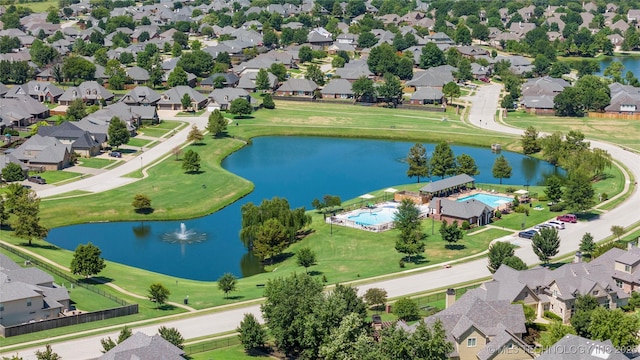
[455,154,478,176]
[187,125,204,143]
[34,345,61,360]
[262,93,275,109]
[377,73,403,107]
[456,58,473,81]
[240,197,311,249]
[579,232,596,255]
[253,218,288,263]
[101,326,132,353]
[367,43,398,76]
[394,199,425,263]
[107,117,130,149]
[13,192,48,246]
[532,227,560,264]
[217,272,237,298]
[299,46,313,63]
[269,62,287,82]
[563,170,595,212]
[318,312,369,360]
[455,23,472,45]
[443,81,461,103]
[542,132,564,166]
[487,241,515,273]
[147,282,170,308]
[440,220,464,247]
[261,273,323,355]
[132,194,152,213]
[158,326,184,349]
[503,256,527,270]
[357,31,377,48]
[570,294,599,337]
[545,176,563,204]
[521,126,541,155]
[611,225,625,241]
[540,321,576,347]
[176,50,214,78]
[70,242,106,278]
[255,68,270,91]
[604,61,624,83]
[167,66,188,87]
[351,76,376,102]
[430,141,456,178]
[180,93,192,111]
[492,155,512,184]
[305,63,325,86]
[588,308,640,348]
[406,143,428,183]
[393,297,419,321]
[207,109,227,137]
[2,162,24,182]
[363,288,387,310]
[229,98,252,117]
[549,61,571,78]
[296,247,316,273]
[420,42,445,69]
[237,313,266,353]
[181,149,201,173]
[62,56,96,84]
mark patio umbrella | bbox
[383,188,398,201]
[359,193,374,207]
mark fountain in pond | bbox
[162,223,207,244]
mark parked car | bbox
[547,221,565,230]
[109,151,122,158]
[518,230,537,239]
[28,176,46,184]
[534,224,552,230]
[557,214,578,223]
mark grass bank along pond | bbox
[45,136,561,281]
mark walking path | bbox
[4,84,640,359]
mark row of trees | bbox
[406,142,479,183]
[237,272,452,359]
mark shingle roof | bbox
[419,174,475,193]
[99,332,185,360]
[277,78,318,93]
[538,334,628,360]
[320,78,353,96]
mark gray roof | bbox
[120,86,161,105]
[208,88,254,107]
[277,78,318,93]
[158,86,207,106]
[59,81,114,102]
[237,72,278,90]
[406,65,456,88]
[0,95,49,116]
[521,95,555,109]
[430,197,494,219]
[201,73,239,87]
[4,81,64,99]
[410,87,443,101]
[538,334,628,360]
[99,332,185,360]
[320,78,353,96]
[12,134,70,164]
[126,66,150,82]
[420,174,475,193]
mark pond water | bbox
[47,137,560,281]
[597,56,640,77]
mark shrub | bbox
[549,202,566,212]
[601,193,608,201]
[537,194,548,202]
[494,210,502,219]
[393,298,419,321]
[461,220,470,230]
[514,205,529,215]
[505,186,516,193]
[544,310,563,322]
[399,259,405,268]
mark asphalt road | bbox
[4,84,639,359]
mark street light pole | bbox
[140,156,143,176]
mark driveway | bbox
[5,85,640,359]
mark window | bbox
[625,265,632,273]
[467,338,477,347]
[0,303,3,311]
[593,290,599,296]
[616,280,623,288]
[553,290,558,297]
[27,299,32,307]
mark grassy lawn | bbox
[21,0,57,12]
[127,137,153,148]
[77,157,117,169]
[177,110,207,116]
[503,110,640,152]
[188,344,267,360]
[32,171,82,184]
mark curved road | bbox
[4,84,640,359]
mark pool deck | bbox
[447,189,514,211]
[330,202,429,232]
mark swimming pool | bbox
[348,207,398,226]
[456,193,513,208]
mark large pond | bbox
[47,137,560,281]
[597,56,640,76]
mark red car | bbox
[556,214,578,223]
[480,77,490,83]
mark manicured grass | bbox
[503,110,640,152]
[20,0,57,12]
[155,120,184,130]
[77,157,117,169]
[494,201,556,231]
[43,190,91,200]
[127,137,153,148]
[32,171,82,184]
[188,344,267,360]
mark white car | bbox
[546,221,565,230]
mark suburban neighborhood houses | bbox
[3,0,640,358]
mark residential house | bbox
[405,65,457,90]
[11,134,71,170]
[628,9,640,25]
[83,102,157,130]
[126,66,150,85]
[0,96,50,124]
[37,121,101,157]
[425,32,455,46]
[538,334,630,360]
[237,71,278,92]
[608,34,624,50]
[4,81,64,103]
[508,55,534,75]
[99,332,185,360]
[200,73,240,89]
[58,81,114,105]
[161,68,197,88]
[409,87,443,105]
[456,46,489,58]
[157,86,208,110]
[520,76,570,114]
[334,59,374,81]
[0,253,71,327]
[275,79,318,97]
[605,82,640,114]
[119,86,161,106]
[0,82,9,97]
[35,68,55,82]
[207,88,255,111]
[320,78,354,99]
[398,291,534,360]
[429,197,494,227]
[471,63,490,80]
[509,22,536,37]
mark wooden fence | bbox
[588,112,640,120]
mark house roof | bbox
[99,332,185,360]
[406,65,456,88]
[201,73,240,86]
[120,86,161,105]
[4,81,64,98]
[419,174,475,193]
[538,334,628,360]
[277,78,318,93]
[209,88,253,106]
[410,87,443,101]
[320,78,353,95]
[158,86,208,105]
[126,66,150,81]
[431,197,494,219]
[59,81,114,102]
[237,71,278,90]
[12,134,70,164]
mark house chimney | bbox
[435,198,441,215]
[446,288,456,308]
[574,251,582,263]
[519,21,523,28]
